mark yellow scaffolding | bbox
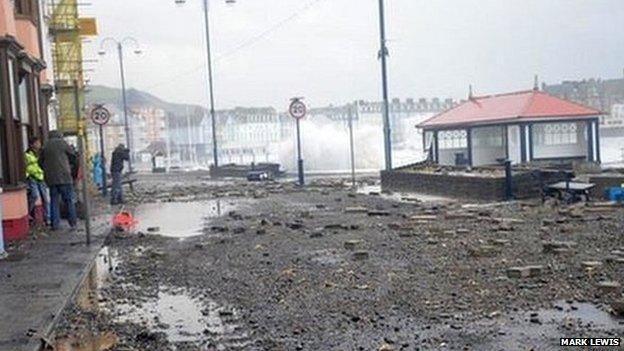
[49,0,97,185]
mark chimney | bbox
[533,75,539,91]
[468,84,474,100]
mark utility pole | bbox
[203,0,219,168]
[378,0,392,171]
[348,103,356,188]
[99,38,141,173]
[117,42,133,173]
[165,113,171,172]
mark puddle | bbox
[76,247,120,312]
[115,289,252,349]
[470,301,624,350]
[356,184,452,203]
[135,200,242,238]
[539,301,623,329]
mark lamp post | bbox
[377,0,392,171]
[175,0,237,169]
[98,37,142,174]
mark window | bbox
[18,72,30,124]
[438,130,467,149]
[472,126,504,147]
[18,72,32,153]
[14,0,37,19]
[534,122,579,146]
[7,59,18,120]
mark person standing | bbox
[25,138,49,225]
[110,144,130,205]
[39,131,77,230]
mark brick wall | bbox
[381,169,569,201]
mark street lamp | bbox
[377,0,392,171]
[175,0,236,169]
[98,37,142,173]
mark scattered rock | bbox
[367,210,391,217]
[542,240,576,253]
[344,240,362,251]
[469,245,499,257]
[353,251,370,260]
[581,261,602,269]
[596,281,621,294]
[611,300,624,316]
[506,265,542,278]
[286,222,304,230]
[345,206,368,214]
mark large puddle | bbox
[135,200,243,238]
[57,246,251,350]
[115,289,252,349]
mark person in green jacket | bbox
[25,137,50,225]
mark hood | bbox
[48,130,64,139]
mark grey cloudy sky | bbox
[84,0,624,109]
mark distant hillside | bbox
[85,85,205,117]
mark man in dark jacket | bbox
[39,130,77,230]
[110,144,130,205]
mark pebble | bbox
[353,251,370,260]
[345,206,368,213]
[344,240,362,251]
[596,281,621,294]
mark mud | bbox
[54,173,624,350]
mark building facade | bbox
[1,0,52,239]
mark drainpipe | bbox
[0,188,6,259]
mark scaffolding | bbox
[48,0,96,135]
[48,0,97,191]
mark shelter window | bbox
[534,123,578,146]
[472,126,504,147]
[438,130,467,149]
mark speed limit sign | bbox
[289,99,307,120]
[90,105,111,126]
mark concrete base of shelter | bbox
[381,164,571,202]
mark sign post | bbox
[90,105,111,196]
[74,81,92,245]
[0,188,6,260]
[289,98,307,186]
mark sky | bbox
[83,0,624,110]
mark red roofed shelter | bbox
[417,89,603,167]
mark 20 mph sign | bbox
[289,99,307,120]
[90,105,111,126]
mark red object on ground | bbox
[2,216,29,241]
[418,90,603,129]
[112,210,136,230]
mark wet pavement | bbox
[0,215,111,351]
[52,173,624,350]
